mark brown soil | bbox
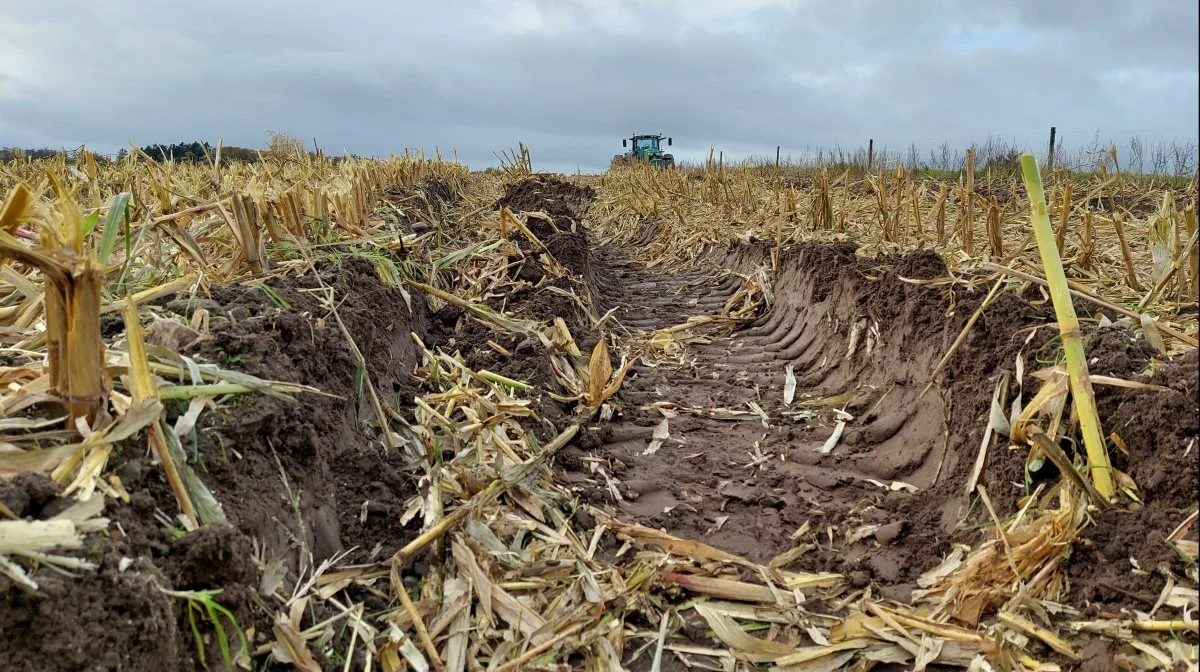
[0,257,433,670]
[494,174,595,241]
[415,176,610,445]
[441,177,605,388]
[385,176,461,231]
[192,258,431,566]
[1069,348,1199,613]
[491,176,605,327]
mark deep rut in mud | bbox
[531,181,1198,614]
[561,244,966,590]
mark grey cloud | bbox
[1,0,1195,173]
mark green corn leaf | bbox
[98,191,131,266]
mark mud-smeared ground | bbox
[0,175,619,672]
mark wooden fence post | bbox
[1047,126,1057,170]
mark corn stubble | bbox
[0,142,1195,671]
[0,177,108,428]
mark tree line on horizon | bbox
[0,132,357,164]
[1,141,259,163]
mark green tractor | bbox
[611,133,675,169]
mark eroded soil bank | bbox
[0,255,433,670]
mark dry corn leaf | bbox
[644,419,669,456]
[0,183,33,232]
[599,516,750,565]
[772,639,874,666]
[0,443,84,476]
[666,573,792,605]
[0,518,83,555]
[783,364,796,406]
[818,420,845,455]
[587,338,613,404]
[271,615,322,672]
[439,577,471,672]
[998,611,1077,659]
[694,602,798,660]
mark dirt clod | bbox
[875,521,906,545]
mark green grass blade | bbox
[81,210,100,237]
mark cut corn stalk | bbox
[1019,154,1115,499]
[0,186,109,429]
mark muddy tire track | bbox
[490,175,1196,621]
[554,219,1197,607]
[567,244,964,587]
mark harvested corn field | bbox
[0,149,1197,671]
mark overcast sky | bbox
[1,0,1196,173]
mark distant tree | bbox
[3,142,265,165]
[140,141,213,162]
[221,146,259,162]
[1,147,65,161]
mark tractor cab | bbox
[614,133,675,169]
[625,134,669,155]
